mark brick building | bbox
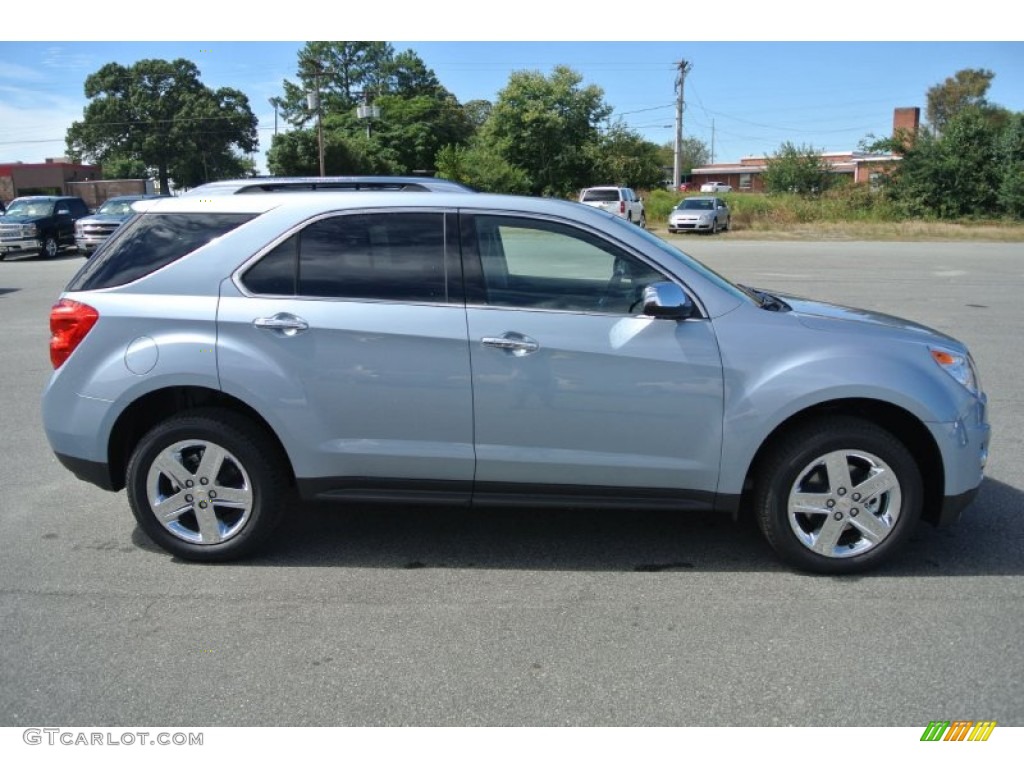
[0,159,102,204]
[688,107,919,192]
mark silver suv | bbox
[42,193,989,573]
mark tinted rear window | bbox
[581,189,620,202]
[68,213,255,291]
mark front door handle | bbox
[481,332,540,357]
[253,313,309,336]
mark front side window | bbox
[242,212,448,304]
[469,216,665,314]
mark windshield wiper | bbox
[738,285,791,312]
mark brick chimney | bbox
[893,108,920,147]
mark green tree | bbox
[762,142,833,195]
[482,66,611,197]
[888,107,1000,218]
[926,68,994,134]
[590,122,665,190]
[997,113,1024,218]
[269,42,473,176]
[435,143,530,194]
[65,58,257,194]
[100,155,150,179]
[656,138,711,176]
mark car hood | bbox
[777,292,962,348]
[79,214,128,225]
[0,214,46,224]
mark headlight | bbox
[22,224,38,236]
[930,346,981,395]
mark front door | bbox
[460,214,724,504]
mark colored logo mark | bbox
[920,720,997,742]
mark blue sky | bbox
[2,12,1021,175]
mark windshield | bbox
[97,199,140,216]
[677,199,715,211]
[5,200,54,217]
[603,214,756,305]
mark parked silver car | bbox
[42,192,989,573]
[668,196,731,234]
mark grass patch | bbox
[643,187,1024,241]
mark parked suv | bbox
[579,186,645,227]
[0,195,90,259]
[75,195,163,255]
[42,193,989,573]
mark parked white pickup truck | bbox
[579,186,646,227]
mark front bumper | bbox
[0,237,43,254]
[927,394,990,526]
[75,236,104,253]
[668,220,713,233]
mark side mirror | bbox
[641,282,695,319]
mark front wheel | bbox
[639,212,646,229]
[42,236,59,259]
[126,409,287,561]
[754,417,923,574]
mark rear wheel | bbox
[754,417,922,573]
[126,409,286,561]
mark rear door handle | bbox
[481,332,540,357]
[253,313,309,336]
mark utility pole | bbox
[672,58,692,190]
[302,57,326,177]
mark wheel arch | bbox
[742,397,945,526]
[106,385,296,492]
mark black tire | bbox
[639,212,647,229]
[724,217,731,232]
[753,416,922,574]
[42,236,59,259]
[126,408,287,561]
[709,218,719,235]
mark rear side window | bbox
[68,213,255,291]
[241,212,447,303]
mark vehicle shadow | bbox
[0,288,20,297]
[0,251,84,263]
[137,477,1024,576]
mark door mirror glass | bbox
[641,282,695,319]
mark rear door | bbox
[217,209,475,501]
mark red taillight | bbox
[49,299,99,369]
[619,200,626,214]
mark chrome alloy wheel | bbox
[146,439,254,545]
[786,449,902,558]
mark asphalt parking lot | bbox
[1,240,1021,726]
